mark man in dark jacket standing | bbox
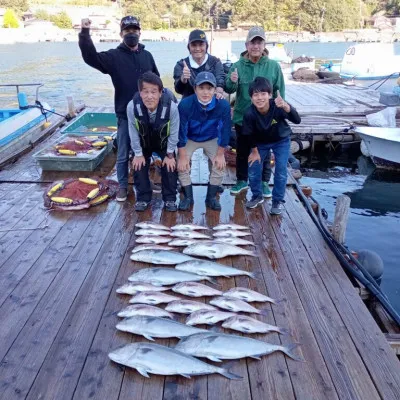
[79,16,159,202]
[173,29,225,99]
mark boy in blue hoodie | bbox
[243,77,301,214]
[177,72,231,211]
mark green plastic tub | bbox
[33,135,109,171]
[61,112,117,135]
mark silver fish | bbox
[130,250,194,265]
[213,237,256,246]
[183,242,255,259]
[175,332,301,361]
[135,221,170,231]
[210,297,267,315]
[116,315,207,340]
[172,282,223,297]
[135,229,171,236]
[136,236,172,244]
[129,291,181,305]
[116,282,170,295]
[222,315,288,335]
[171,224,208,231]
[223,288,278,304]
[165,300,216,314]
[186,310,237,326]
[213,224,250,231]
[168,239,203,247]
[176,259,255,278]
[213,230,252,238]
[128,268,216,286]
[170,231,212,239]
[108,342,242,379]
[117,304,174,319]
[131,244,174,253]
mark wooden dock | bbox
[0,123,400,399]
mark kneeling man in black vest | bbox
[127,72,179,212]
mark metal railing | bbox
[0,83,43,102]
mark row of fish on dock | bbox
[108,222,302,379]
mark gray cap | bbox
[246,26,266,42]
[195,71,216,87]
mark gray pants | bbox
[178,138,225,186]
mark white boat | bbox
[265,42,292,64]
[340,43,400,91]
[0,84,55,166]
[355,127,400,170]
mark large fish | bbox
[210,297,267,315]
[214,237,256,246]
[116,315,207,340]
[176,259,256,278]
[213,224,249,231]
[135,229,171,236]
[175,332,302,361]
[171,224,208,231]
[116,282,170,295]
[108,343,242,379]
[213,231,252,238]
[168,239,204,247]
[130,250,194,265]
[117,304,174,319]
[129,291,180,305]
[136,236,172,244]
[223,288,278,304]
[172,282,222,297]
[170,231,212,239]
[131,244,174,253]
[165,300,216,314]
[222,315,288,335]
[128,268,217,286]
[186,310,236,326]
[183,242,255,259]
[135,221,170,231]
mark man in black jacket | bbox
[79,16,159,202]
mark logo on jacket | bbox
[271,119,277,125]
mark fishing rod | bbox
[291,171,400,326]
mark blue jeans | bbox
[116,117,131,189]
[248,137,290,202]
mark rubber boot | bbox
[178,185,194,211]
[205,184,221,211]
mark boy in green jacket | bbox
[225,26,285,197]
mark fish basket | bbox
[61,112,118,136]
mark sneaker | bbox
[270,201,284,215]
[230,181,249,194]
[135,201,150,212]
[246,196,264,209]
[116,188,128,202]
[164,201,177,212]
[262,182,272,198]
[151,182,162,194]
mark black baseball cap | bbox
[195,71,216,87]
[120,16,141,32]
[188,29,207,44]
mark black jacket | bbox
[78,28,159,118]
[242,101,301,146]
[173,55,225,98]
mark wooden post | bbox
[290,140,311,154]
[332,194,351,244]
[67,96,76,118]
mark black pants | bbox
[134,151,177,203]
[235,124,272,182]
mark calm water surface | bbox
[0,40,399,313]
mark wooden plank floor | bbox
[1,160,400,399]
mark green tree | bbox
[3,9,19,28]
[35,9,50,21]
[0,0,28,15]
[50,11,73,29]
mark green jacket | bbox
[225,51,285,126]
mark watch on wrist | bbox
[166,152,174,159]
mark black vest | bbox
[133,92,172,154]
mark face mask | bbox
[124,33,139,48]
[197,98,212,106]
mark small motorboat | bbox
[355,126,400,170]
[0,83,54,165]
